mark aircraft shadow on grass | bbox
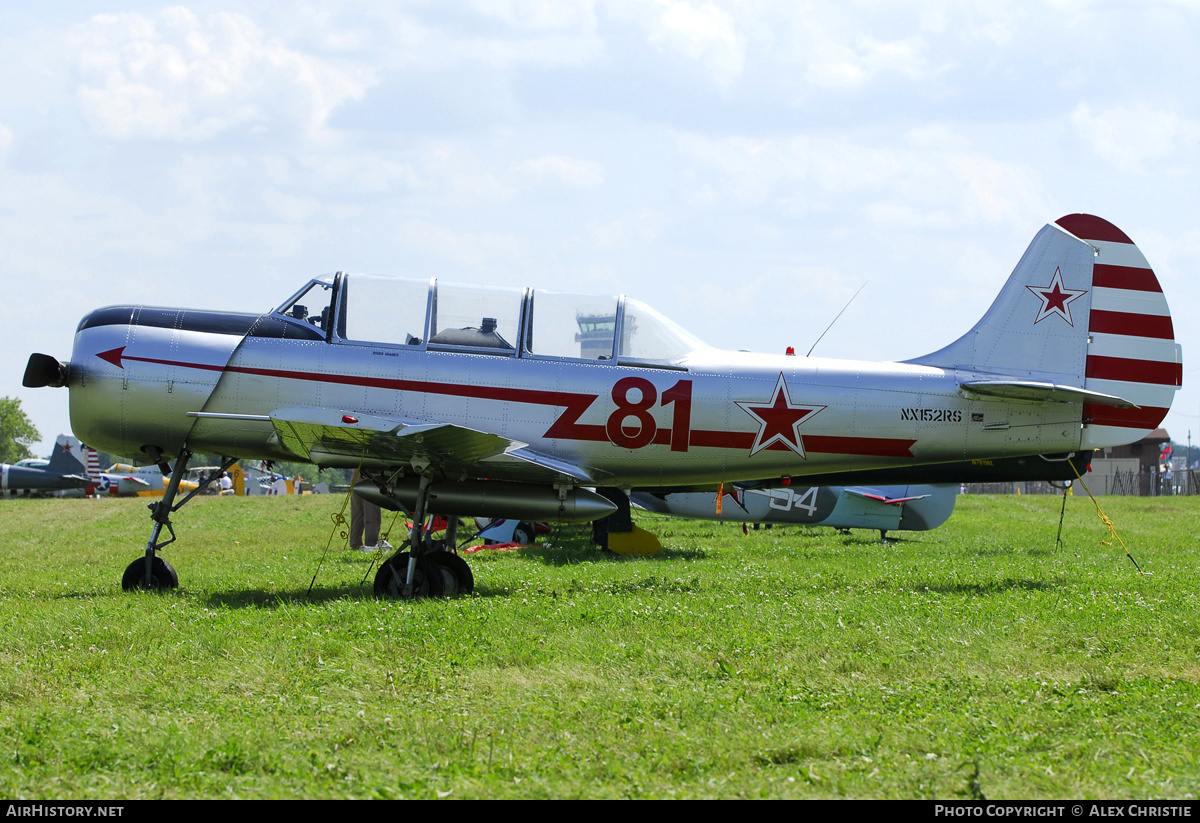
[921,579,1062,597]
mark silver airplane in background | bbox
[633,484,959,539]
[24,214,1182,596]
[632,448,1099,541]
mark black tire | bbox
[373,552,445,599]
[121,556,179,592]
[429,552,474,596]
[513,521,534,545]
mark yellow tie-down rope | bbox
[307,454,404,594]
[307,457,366,596]
[1069,458,1150,575]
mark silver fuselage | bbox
[67,303,1082,488]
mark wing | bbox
[268,407,603,485]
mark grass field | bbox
[1,491,1198,799]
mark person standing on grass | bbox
[348,471,391,552]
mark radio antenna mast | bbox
[806,281,868,357]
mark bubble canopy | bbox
[275,274,709,365]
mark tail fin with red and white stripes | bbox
[909,214,1181,449]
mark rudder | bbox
[1058,214,1182,449]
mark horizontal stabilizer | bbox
[843,488,929,506]
[959,380,1137,409]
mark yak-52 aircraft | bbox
[24,214,1182,596]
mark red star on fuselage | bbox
[1026,267,1087,326]
[735,374,824,457]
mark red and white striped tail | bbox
[85,445,102,481]
[1055,214,1183,449]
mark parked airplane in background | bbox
[24,215,1182,596]
[634,449,1097,541]
[94,461,201,498]
[1,435,94,497]
[634,483,957,539]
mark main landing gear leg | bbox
[121,450,239,592]
[374,475,449,599]
[427,515,474,596]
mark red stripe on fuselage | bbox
[687,429,915,458]
[113,352,919,458]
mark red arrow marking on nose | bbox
[97,347,126,369]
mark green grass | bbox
[1,492,1198,798]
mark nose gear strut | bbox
[122,449,240,591]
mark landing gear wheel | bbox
[513,521,534,545]
[429,552,474,596]
[374,552,446,599]
[121,556,179,591]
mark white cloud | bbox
[676,130,1053,230]
[604,0,745,86]
[1071,102,1200,173]
[801,32,926,89]
[70,7,376,142]
[514,154,605,187]
[326,3,603,71]
[261,189,321,223]
[0,122,12,161]
[585,208,664,248]
[648,1,746,87]
[470,0,599,31]
[396,220,527,271]
[719,1,929,92]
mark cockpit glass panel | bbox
[277,279,336,334]
[340,274,431,346]
[618,298,707,363]
[429,283,522,351]
[528,291,619,360]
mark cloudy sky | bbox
[4,1,1198,457]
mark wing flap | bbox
[481,447,607,484]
